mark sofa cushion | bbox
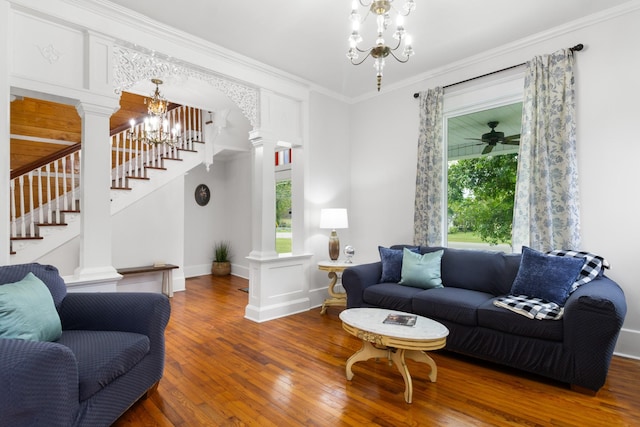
[363,283,423,313]
[437,248,518,296]
[0,273,62,342]
[412,288,494,326]
[57,330,150,401]
[511,246,584,305]
[477,298,563,341]
[399,248,444,289]
[378,246,419,283]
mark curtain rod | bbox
[412,43,583,99]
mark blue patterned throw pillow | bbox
[511,246,585,306]
[378,246,418,283]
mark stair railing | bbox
[9,105,202,243]
[111,105,203,186]
[10,145,81,238]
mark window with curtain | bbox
[415,47,580,252]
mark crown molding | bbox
[52,0,312,100]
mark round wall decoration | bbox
[195,184,211,206]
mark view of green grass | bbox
[447,231,485,243]
[276,238,292,253]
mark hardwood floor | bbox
[114,275,640,427]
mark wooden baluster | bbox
[18,175,25,236]
[27,172,35,235]
[61,156,68,211]
[196,110,202,141]
[53,160,60,224]
[121,131,127,186]
[10,178,17,237]
[185,106,190,147]
[36,166,44,224]
[70,151,77,210]
[46,163,52,223]
[113,133,119,185]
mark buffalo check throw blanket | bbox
[494,250,610,320]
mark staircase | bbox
[9,105,206,264]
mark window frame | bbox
[441,72,525,248]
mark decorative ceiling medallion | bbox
[113,45,258,128]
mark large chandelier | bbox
[129,79,181,146]
[347,0,416,92]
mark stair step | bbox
[161,157,183,161]
[178,148,198,153]
[60,210,80,214]
[127,176,150,181]
[35,223,68,227]
[145,166,167,171]
[10,236,44,241]
[111,186,132,190]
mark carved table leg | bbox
[345,340,387,381]
[320,271,346,314]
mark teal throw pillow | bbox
[399,248,444,289]
[0,272,62,342]
[510,246,585,306]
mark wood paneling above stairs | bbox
[10,92,151,172]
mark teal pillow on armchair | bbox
[0,272,62,342]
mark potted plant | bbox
[211,240,232,276]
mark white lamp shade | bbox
[319,208,349,229]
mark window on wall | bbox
[275,149,292,254]
[446,102,522,252]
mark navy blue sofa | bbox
[0,263,171,426]
[342,246,627,393]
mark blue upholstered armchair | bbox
[0,263,171,426]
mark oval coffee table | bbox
[339,308,449,403]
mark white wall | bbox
[348,8,640,358]
[182,152,252,279]
[306,91,351,301]
[183,163,219,278]
[218,153,252,278]
[111,177,186,291]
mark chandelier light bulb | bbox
[404,34,413,48]
[349,30,362,46]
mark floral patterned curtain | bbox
[413,87,444,246]
[512,49,581,252]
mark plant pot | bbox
[211,261,231,276]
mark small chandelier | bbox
[129,79,181,146]
[346,0,416,92]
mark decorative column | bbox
[248,130,278,259]
[244,90,312,322]
[68,101,121,288]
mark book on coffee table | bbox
[383,313,417,327]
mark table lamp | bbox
[319,208,349,261]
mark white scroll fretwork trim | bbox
[113,45,258,128]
